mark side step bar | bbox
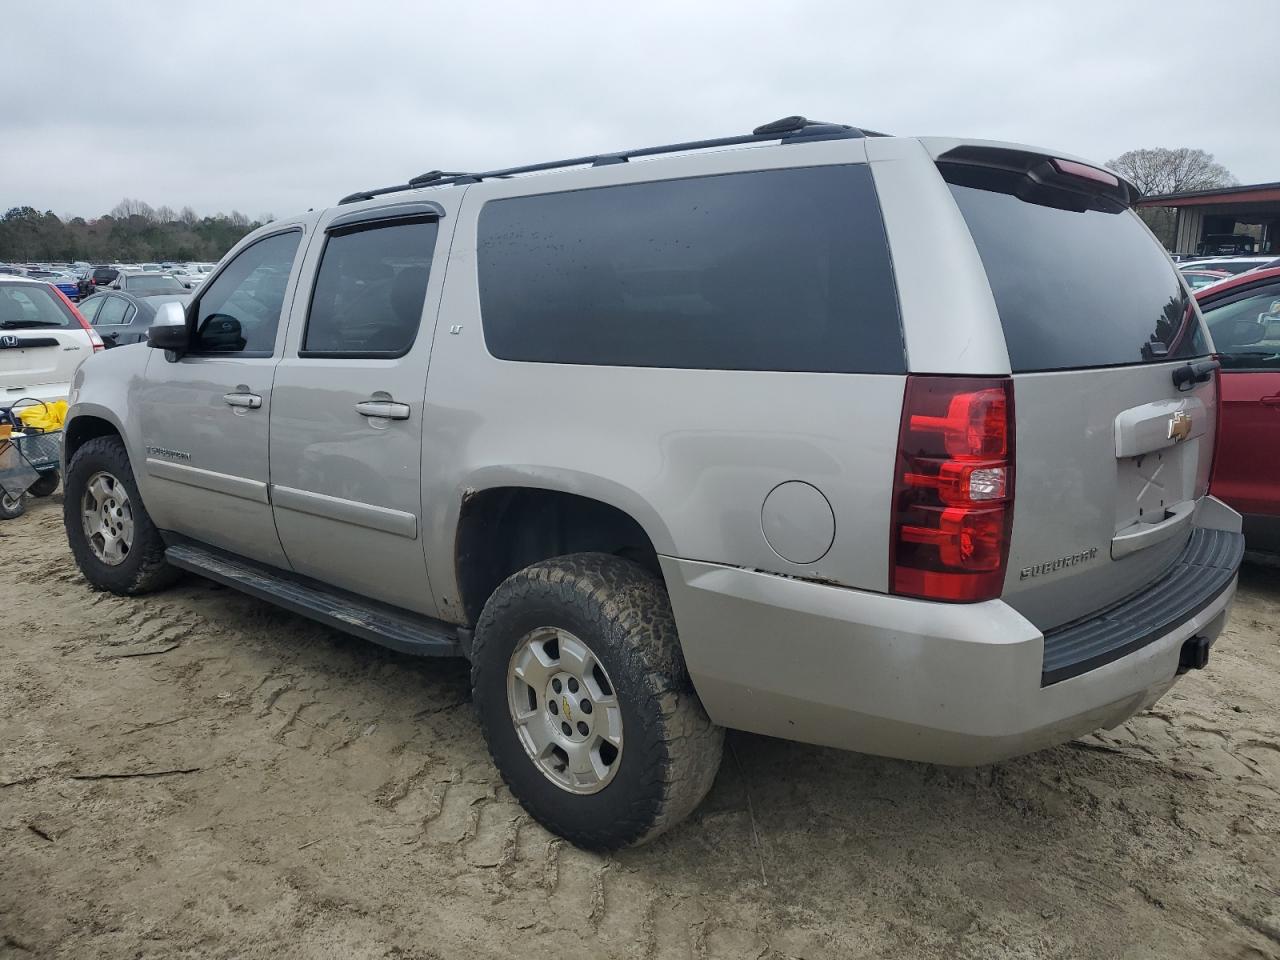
[165,542,465,658]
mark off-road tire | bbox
[28,470,59,498]
[0,491,24,520]
[63,436,180,595]
[472,552,724,850]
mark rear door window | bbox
[946,171,1209,371]
[301,217,437,357]
[94,297,128,325]
[477,164,904,373]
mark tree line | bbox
[0,198,274,264]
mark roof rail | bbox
[337,116,886,204]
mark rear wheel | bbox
[471,553,724,850]
[0,491,24,520]
[63,436,179,595]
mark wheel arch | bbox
[63,407,126,468]
[452,477,675,627]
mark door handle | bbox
[223,392,262,409]
[355,400,410,420]
[1262,395,1280,406]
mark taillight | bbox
[890,376,1015,602]
[52,286,104,352]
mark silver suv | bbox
[61,117,1245,849]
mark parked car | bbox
[60,118,1244,849]
[165,267,203,289]
[1181,269,1231,290]
[0,275,102,405]
[1180,257,1275,277]
[1197,265,1280,553]
[91,265,120,288]
[109,272,188,295]
[1196,234,1259,256]
[43,271,84,301]
[77,291,191,348]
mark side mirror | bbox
[197,314,245,352]
[146,301,189,355]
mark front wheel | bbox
[28,470,59,498]
[471,553,724,850]
[63,436,179,595]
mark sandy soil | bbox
[2,491,1278,960]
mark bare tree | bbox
[256,212,275,225]
[109,197,158,222]
[228,209,249,227]
[1107,148,1238,250]
[1107,147,1237,198]
[155,205,177,223]
[179,206,198,225]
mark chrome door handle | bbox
[223,392,262,409]
[355,400,410,420]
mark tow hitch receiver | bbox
[1177,636,1211,675]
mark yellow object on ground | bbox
[17,400,68,432]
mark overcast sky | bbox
[3,0,1277,220]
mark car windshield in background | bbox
[0,282,78,328]
[945,171,1208,371]
[127,274,185,293]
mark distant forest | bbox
[0,198,272,263]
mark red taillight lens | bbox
[52,286,103,352]
[1050,157,1120,188]
[891,376,1015,602]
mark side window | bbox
[1205,283,1280,370]
[476,164,904,373]
[192,230,302,355]
[95,297,128,326]
[301,217,437,357]
[79,297,103,324]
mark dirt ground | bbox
[2,492,1278,960]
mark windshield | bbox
[0,282,79,328]
[126,274,185,293]
[946,171,1208,371]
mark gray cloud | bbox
[3,0,1276,219]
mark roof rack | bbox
[337,116,887,204]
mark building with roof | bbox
[1136,181,1280,256]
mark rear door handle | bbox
[355,400,410,420]
[223,392,262,409]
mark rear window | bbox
[126,274,185,294]
[946,172,1208,371]
[0,283,78,329]
[477,164,904,373]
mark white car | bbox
[1178,257,1275,277]
[0,276,103,408]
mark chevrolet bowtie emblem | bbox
[1168,410,1192,442]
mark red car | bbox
[1197,265,1280,552]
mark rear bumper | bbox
[661,513,1243,766]
[2,382,71,409]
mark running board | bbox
[165,542,465,658]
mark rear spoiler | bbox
[935,144,1139,212]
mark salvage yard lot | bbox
[2,493,1278,960]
